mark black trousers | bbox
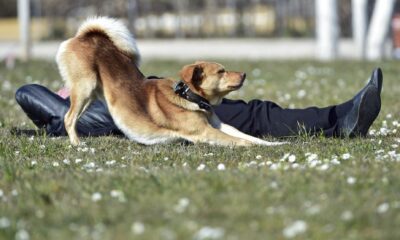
[15,84,352,138]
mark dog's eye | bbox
[217,69,225,74]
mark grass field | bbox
[1,59,400,240]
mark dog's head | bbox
[179,61,246,105]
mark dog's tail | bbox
[76,16,141,65]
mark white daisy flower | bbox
[197,164,206,171]
[75,158,83,164]
[288,155,296,163]
[91,192,102,202]
[194,226,224,240]
[282,220,307,238]
[377,202,389,214]
[281,153,290,161]
[340,210,353,221]
[110,190,126,202]
[0,217,10,229]
[318,164,329,171]
[341,153,351,160]
[131,221,145,235]
[174,197,190,213]
[306,153,318,162]
[105,160,116,166]
[217,163,226,171]
[347,177,356,185]
[297,89,306,99]
[15,229,29,240]
[63,159,70,165]
[83,162,95,169]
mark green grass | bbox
[1,59,400,239]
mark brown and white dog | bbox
[56,17,284,147]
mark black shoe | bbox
[338,68,382,137]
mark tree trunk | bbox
[366,0,396,60]
[315,0,339,60]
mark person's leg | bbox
[15,84,69,135]
[214,99,341,137]
[215,68,382,138]
[15,84,122,137]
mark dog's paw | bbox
[69,137,81,147]
[259,140,288,146]
[233,139,253,147]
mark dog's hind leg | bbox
[64,77,97,146]
[56,38,99,145]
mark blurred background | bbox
[0,0,400,61]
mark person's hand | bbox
[56,87,70,99]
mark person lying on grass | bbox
[15,68,382,139]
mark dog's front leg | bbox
[181,126,253,146]
[209,113,287,146]
[219,123,287,146]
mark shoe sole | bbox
[349,86,381,137]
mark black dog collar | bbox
[173,80,212,111]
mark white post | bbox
[18,0,31,61]
[366,0,395,60]
[315,0,339,60]
[352,0,368,59]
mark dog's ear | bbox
[179,64,203,87]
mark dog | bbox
[56,17,285,147]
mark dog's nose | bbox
[241,73,246,80]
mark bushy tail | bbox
[76,16,140,64]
